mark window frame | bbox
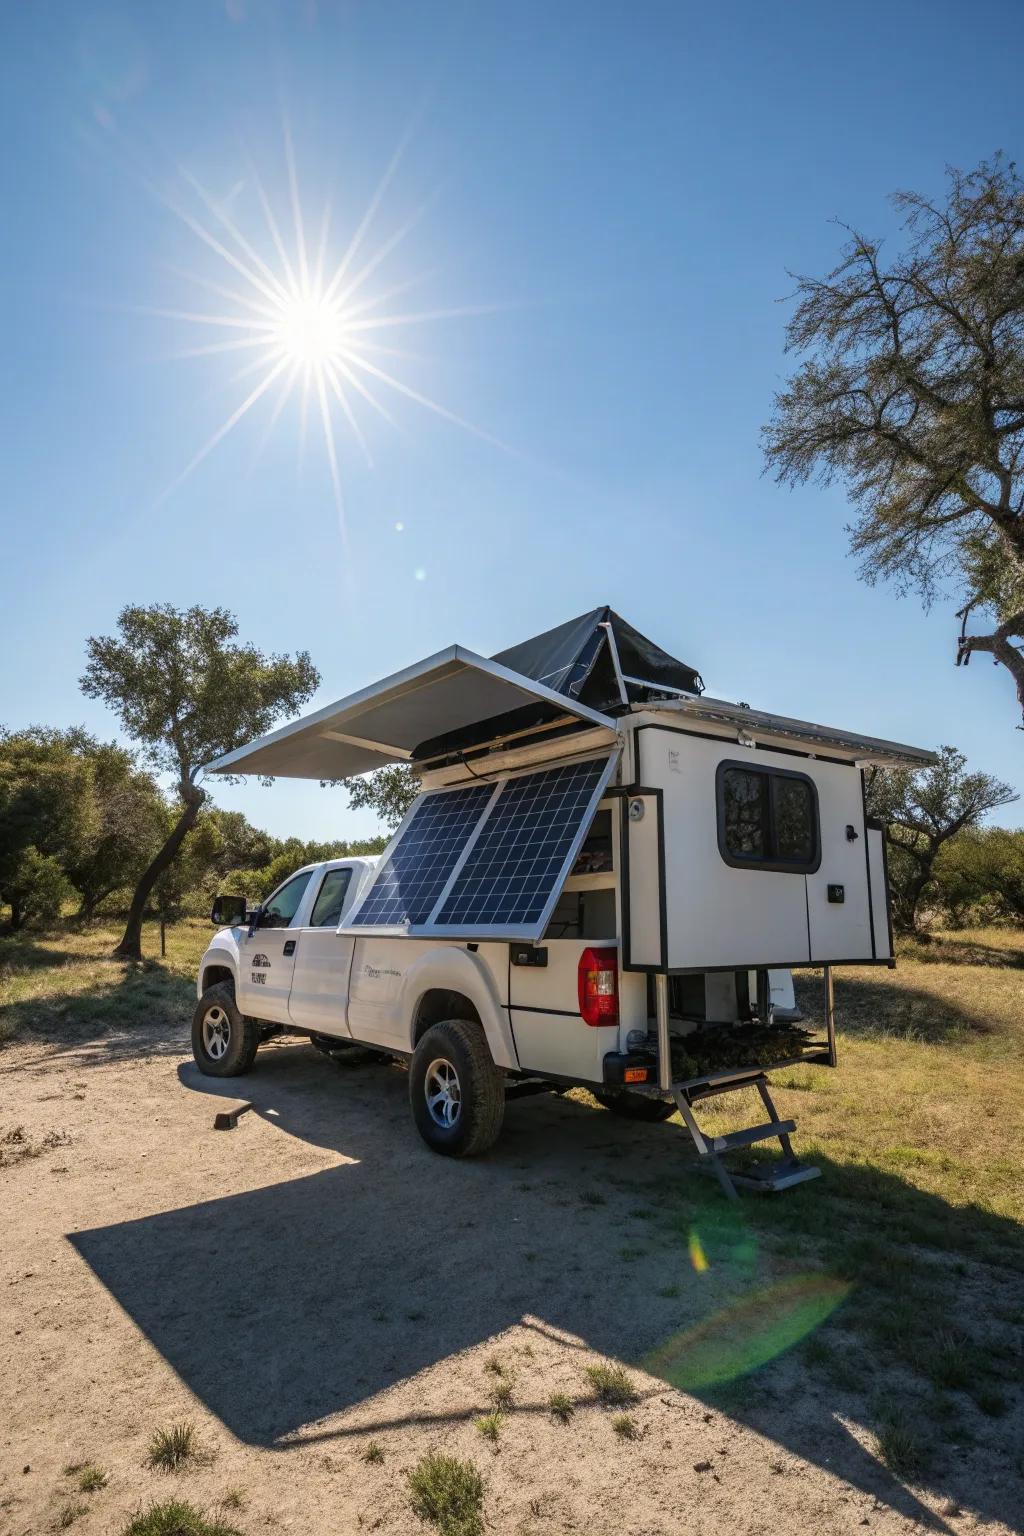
[308,866,354,928]
[715,758,821,874]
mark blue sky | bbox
[3,0,1022,840]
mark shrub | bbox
[407,1452,485,1536]
[585,1362,638,1406]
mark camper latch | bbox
[827,884,845,904]
[510,944,548,967]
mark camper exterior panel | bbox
[636,728,812,970]
[805,758,874,962]
[621,790,665,969]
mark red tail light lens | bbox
[578,947,619,1027]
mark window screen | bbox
[717,761,819,873]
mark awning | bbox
[204,646,617,781]
[649,697,936,767]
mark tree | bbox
[866,745,1017,932]
[0,727,98,930]
[764,156,1024,722]
[62,738,168,918]
[343,764,420,831]
[81,605,319,960]
[933,826,1024,925]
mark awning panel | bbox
[205,647,616,781]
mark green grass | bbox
[407,1452,485,1536]
[120,1502,241,1536]
[611,1413,639,1440]
[77,1462,108,1492]
[585,1362,638,1406]
[474,1410,502,1442]
[147,1422,202,1473]
[362,1440,385,1464]
[488,1378,514,1412]
[548,1392,575,1424]
[873,1406,930,1479]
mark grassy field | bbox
[2,916,1022,1516]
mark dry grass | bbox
[147,1421,203,1473]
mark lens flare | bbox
[643,1274,850,1392]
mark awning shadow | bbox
[69,1042,1021,1531]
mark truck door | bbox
[236,869,315,1023]
[287,866,358,1036]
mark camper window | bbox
[716,761,820,873]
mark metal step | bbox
[730,1160,821,1192]
[710,1118,796,1153]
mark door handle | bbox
[283,939,296,956]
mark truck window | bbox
[716,761,820,873]
[261,871,314,927]
[309,867,353,927]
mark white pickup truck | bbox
[190,608,930,1196]
[195,852,803,1160]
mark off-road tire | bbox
[409,1019,505,1157]
[191,981,260,1077]
[593,1089,676,1122]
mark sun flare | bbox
[148,130,509,535]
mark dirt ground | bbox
[2,1013,1022,1536]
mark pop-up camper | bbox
[196,608,932,1197]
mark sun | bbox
[274,289,347,367]
[148,129,510,533]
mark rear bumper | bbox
[602,1050,658,1088]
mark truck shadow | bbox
[69,1042,1021,1531]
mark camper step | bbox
[710,1119,796,1153]
[730,1160,821,1193]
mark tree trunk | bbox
[113,788,203,961]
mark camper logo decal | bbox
[251,953,271,986]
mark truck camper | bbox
[195,608,932,1197]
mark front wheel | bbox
[593,1089,676,1122]
[191,982,260,1077]
[409,1020,505,1157]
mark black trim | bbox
[860,770,877,960]
[715,758,822,874]
[505,1003,580,1018]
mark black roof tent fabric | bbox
[414,607,702,761]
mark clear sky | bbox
[3,0,1022,840]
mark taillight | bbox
[578,947,619,1027]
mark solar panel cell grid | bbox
[350,781,494,927]
[436,758,608,927]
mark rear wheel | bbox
[593,1089,676,1122]
[409,1019,505,1157]
[191,982,260,1077]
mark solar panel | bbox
[434,757,613,933]
[349,781,494,928]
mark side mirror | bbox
[211,893,248,927]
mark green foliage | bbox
[147,1421,201,1472]
[933,827,1024,925]
[866,746,1016,931]
[343,763,420,830]
[81,605,319,786]
[64,739,167,916]
[584,1362,638,1405]
[120,1501,241,1536]
[80,604,320,957]
[407,1452,485,1536]
[0,727,98,927]
[763,156,1024,720]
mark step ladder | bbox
[672,1070,821,1201]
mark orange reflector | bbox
[624,1067,648,1083]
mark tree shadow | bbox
[794,972,997,1043]
[68,1042,1022,1531]
[0,961,194,1065]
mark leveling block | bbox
[213,1101,254,1131]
